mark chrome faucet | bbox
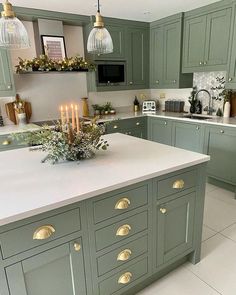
[195,89,215,115]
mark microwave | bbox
[96,61,126,86]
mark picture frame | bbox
[41,35,67,60]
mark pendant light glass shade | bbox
[87,0,113,55]
[0,1,30,49]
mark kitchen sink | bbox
[183,115,213,120]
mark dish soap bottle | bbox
[134,96,140,112]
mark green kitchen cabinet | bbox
[0,48,15,97]
[155,192,196,268]
[173,121,205,153]
[204,125,236,185]
[5,239,87,295]
[148,117,173,145]
[126,27,149,89]
[150,14,193,89]
[182,3,233,73]
[0,134,28,152]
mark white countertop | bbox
[0,133,209,227]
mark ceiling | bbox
[10,0,219,22]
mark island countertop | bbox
[0,133,209,226]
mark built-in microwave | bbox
[96,61,126,86]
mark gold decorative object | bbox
[115,198,131,210]
[33,225,55,240]
[2,140,11,145]
[1,0,15,18]
[116,224,131,237]
[74,243,81,252]
[118,272,132,284]
[117,249,132,261]
[113,125,118,129]
[172,179,185,189]
[81,97,90,117]
[160,208,167,214]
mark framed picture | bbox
[41,35,67,60]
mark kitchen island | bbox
[0,133,209,295]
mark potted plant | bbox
[188,86,198,113]
[103,102,112,115]
[92,104,101,116]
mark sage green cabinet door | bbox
[126,28,149,87]
[0,48,15,97]
[205,127,236,184]
[204,8,232,67]
[162,21,181,88]
[156,193,195,267]
[173,122,204,153]
[148,117,172,145]
[94,25,125,60]
[150,26,163,88]
[6,239,87,295]
[182,15,207,70]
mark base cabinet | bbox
[156,193,196,268]
[148,117,172,145]
[5,239,87,295]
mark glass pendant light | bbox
[0,0,30,49]
[87,0,113,55]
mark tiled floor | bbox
[138,183,236,295]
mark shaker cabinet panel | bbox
[0,48,15,97]
[156,192,196,268]
[6,239,87,295]
[148,117,173,145]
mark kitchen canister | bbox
[17,113,27,125]
[223,101,231,118]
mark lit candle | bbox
[71,104,75,130]
[65,105,69,124]
[75,105,80,133]
[60,106,64,125]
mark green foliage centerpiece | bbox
[14,106,108,164]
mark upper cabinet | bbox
[150,14,193,89]
[126,27,149,88]
[182,1,234,73]
[0,48,15,97]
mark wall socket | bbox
[160,93,166,99]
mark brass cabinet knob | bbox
[173,79,177,84]
[196,126,200,130]
[228,77,233,82]
[164,121,167,125]
[74,243,81,252]
[33,225,55,240]
[115,198,131,210]
[7,85,11,89]
[118,272,132,284]
[203,61,207,65]
[113,125,118,129]
[160,208,167,214]
[220,130,225,134]
[136,122,140,126]
[129,82,133,85]
[156,80,159,84]
[117,249,132,261]
[2,140,11,146]
[116,224,131,236]
[199,61,203,65]
[172,179,185,189]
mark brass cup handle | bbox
[113,125,118,129]
[2,140,11,146]
[115,198,131,210]
[220,130,224,134]
[117,249,132,261]
[74,243,81,252]
[160,208,167,214]
[172,179,185,189]
[116,224,131,236]
[228,77,233,82]
[136,122,140,126]
[118,272,132,284]
[33,225,55,240]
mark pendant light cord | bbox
[97,0,100,13]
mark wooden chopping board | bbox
[5,101,32,125]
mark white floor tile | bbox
[137,265,219,295]
[187,234,236,295]
[202,225,217,242]
[221,223,236,242]
[207,188,236,206]
[206,183,219,194]
[203,195,236,232]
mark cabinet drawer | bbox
[157,170,197,199]
[106,117,146,133]
[0,208,81,259]
[97,235,148,277]
[95,211,148,251]
[93,184,148,224]
[0,135,27,151]
[99,257,148,295]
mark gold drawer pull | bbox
[116,224,131,236]
[118,272,132,284]
[2,140,11,146]
[136,122,140,126]
[33,225,55,240]
[160,208,167,214]
[172,179,185,189]
[74,243,81,252]
[115,198,131,210]
[113,125,118,129]
[117,249,132,261]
